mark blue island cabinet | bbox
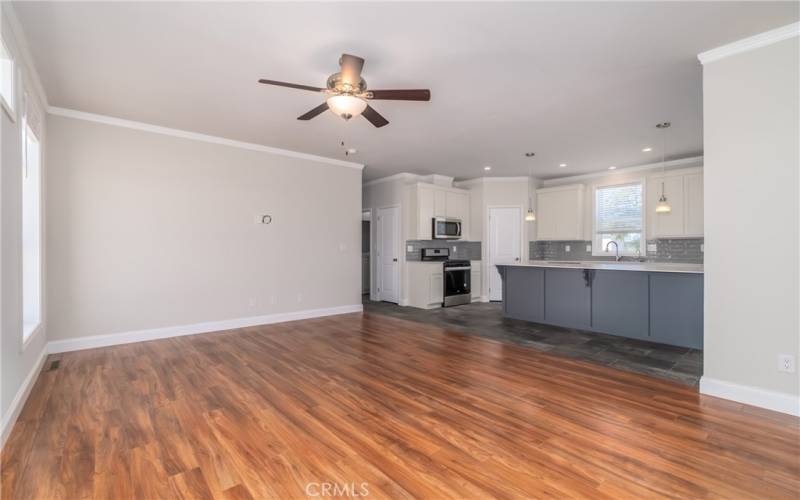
[503,267,545,322]
[591,270,650,340]
[497,265,704,349]
[649,273,704,349]
[543,268,591,330]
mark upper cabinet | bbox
[410,183,470,240]
[647,169,703,238]
[536,184,584,241]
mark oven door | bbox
[444,267,471,306]
[432,218,462,239]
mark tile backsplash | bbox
[530,238,704,263]
[406,240,482,261]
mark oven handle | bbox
[444,266,471,271]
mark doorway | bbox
[362,210,371,298]
[487,206,522,301]
[376,205,400,303]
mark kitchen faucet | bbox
[605,241,621,261]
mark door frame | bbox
[485,205,524,301]
[362,209,372,297]
[376,204,402,303]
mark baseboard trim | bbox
[1,346,48,449]
[699,376,799,416]
[48,304,364,354]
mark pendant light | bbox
[525,153,536,221]
[655,122,672,214]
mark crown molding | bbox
[540,156,703,187]
[47,107,364,170]
[454,176,530,188]
[698,22,800,65]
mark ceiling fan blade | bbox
[368,89,431,101]
[297,102,329,121]
[339,53,365,85]
[362,105,389,128]
[258,79,324,93]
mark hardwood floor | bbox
[2,312,798,499]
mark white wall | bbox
[701,31,799,413]
[45,114,363,342]
[1,4,49,445]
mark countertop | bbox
[498,260,703,274]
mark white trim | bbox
[47,106,364,170]
[1,3,48,109]
[1,345,47,449]
[540,156,703,187]
[700,376,800,417]
[48,304,363,354]
[698,22,800,65]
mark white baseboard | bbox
[48,304,363,354]
[700,376,800,416]
[1,346,48,449]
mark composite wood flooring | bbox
[1,312,798,499]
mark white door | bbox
[377,206,400,303]
[488,207,522,301]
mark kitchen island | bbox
[497,261,703,349]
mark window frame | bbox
[21,111,43,348]
[591,181,646,258]
[0,35,16,121]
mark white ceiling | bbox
[13,2,799,181]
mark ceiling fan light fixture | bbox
[326,94,367,120]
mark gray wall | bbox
[703,35,799,402]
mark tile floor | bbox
[363,296,702,386]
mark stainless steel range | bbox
[443,259,471,307]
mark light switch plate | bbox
[586,245,591,252]
[700,244,704,253]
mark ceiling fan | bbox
[258,54,430,128]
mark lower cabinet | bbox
[544,268,591,329]
[429,273,444,305]
[498,266,703,349]
[470,262,481,300]
[649,273,704,349]
[504,267,544,322]
[591,270,650,340]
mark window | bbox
[593,182,644,257]
[22,119,42,341]
[1,37,14,117]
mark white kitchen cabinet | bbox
[684,173,704,237]
[408,262,445,308]
[536,184,584,241]
[410,183,470,240]
[470,262,481,300]
[647,169,703,238]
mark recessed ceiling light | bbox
[608,166,617,170]
[484,166,492,171]
[642,147,653,152]
[559,163,567,168]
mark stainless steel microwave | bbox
[432,217,462,239]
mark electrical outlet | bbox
[647,243,657,252]
[565,245,571,252]
[586,245,591,252]
[452,246,457,252]
[407,245,413,252]
[270,295,277,305]
[700,244,704,253]
[778,354,796,373]
[297,293,303,304]
[248,297,256,308]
